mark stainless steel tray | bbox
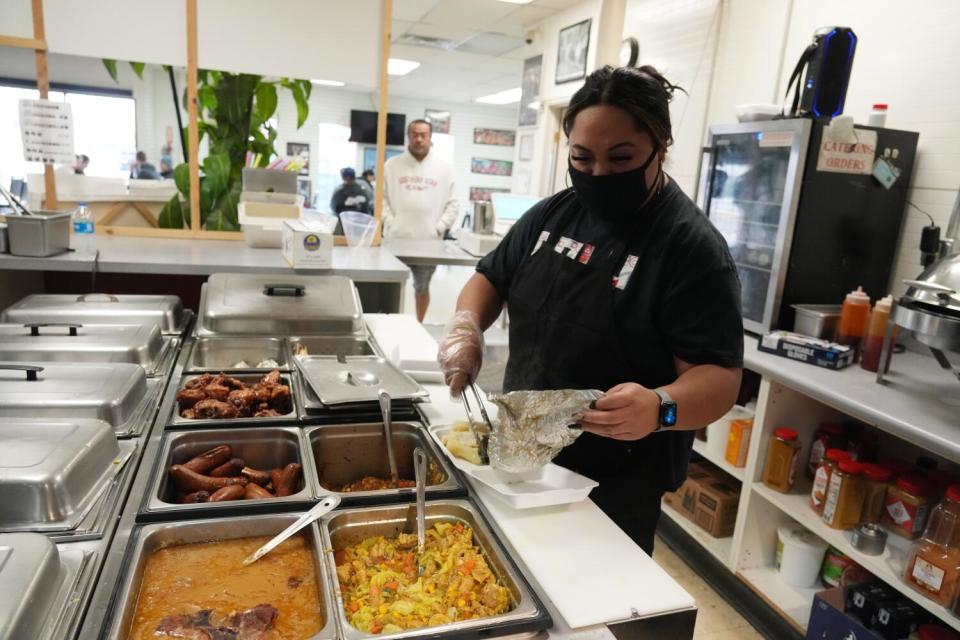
[198,273,365,336]
[0,363,160,438]
[168,372,300,428]
[0,533,98,640]
[1,293,189,335]
[307,423,463,505]
[296,355,428,407]
[103,514,339,640]
[141,426,314,520]
[0,322,172,377]
[289,335,377,358]
[185,336,293,372]
[321,499,551,640]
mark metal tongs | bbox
[242,495,341,566]
[414,447,427,577]
[460,383,492,465]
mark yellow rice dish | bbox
[335,521,511,634]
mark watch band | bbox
[653,388,677,431]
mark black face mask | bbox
[569,148,660,222]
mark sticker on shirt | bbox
[554,236,572,254]
[565,240,583,260]
[531,231,550,255]
[578,244,595,265]
[613,255,639,290]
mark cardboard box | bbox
[668,463,714,522]
[282,220,333,269]
[692,473,740,537]
[724,418,753,467]
[807,588,882,640]
[758,330,855,370]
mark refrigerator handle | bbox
[697,145,719,218]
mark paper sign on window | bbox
[19,99,75,165]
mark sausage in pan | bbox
[271,463,302,497]
[180,490,211,504]
[245,483,274,500]
[169,464,247,493]
[242,466,272,485]
[181,445,232,474]
[209,485,246,502]
[209,457,245,478]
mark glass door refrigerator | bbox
[696,118,919,335]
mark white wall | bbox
[272,86,517,219]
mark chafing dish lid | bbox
[200,273,363,335]
[0,419,120,525]
[0,532,61,639]
[903,253,960,317]
[0,362,147,426]
[296,355,427,405]
[0,323,164,369]
[1,293,185,334]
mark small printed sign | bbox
[19,98,75,164]
[816,129,877,175]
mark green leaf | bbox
[202,153,231,199]
[158,196,185,229]
[172,163,191,195]
[298,78,312,100]
[289,82,309,128]
[129,62,146,79]
[102,59,119,83]
[198,84,218,114]
[162,64,172,73]
[253,83,278,126]
[206,184,241,231]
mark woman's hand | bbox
[437,310,485,396]
[579,382,660,440]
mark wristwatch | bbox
[653,388,677,431]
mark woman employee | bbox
[438,65,744,554]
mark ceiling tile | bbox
[391,19,416,38]
[420,0,516,31]
[392,0,440,22]
[488,5,555,36]
[405,22,478,44]
[457,32,526,57]
[388,43,442,63]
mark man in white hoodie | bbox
[383,119,458,322]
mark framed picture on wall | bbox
[519,55,542,127]
[473,128,516,147]
[519,134,534,161]
[362,146,403,175]
[556,19,591,84]
[424,109,451,134]
[471,158,513,177]
[469,186,510,202]
[286,142,310,175]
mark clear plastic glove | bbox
[437,310,484,395]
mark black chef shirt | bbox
[476,177,744,491]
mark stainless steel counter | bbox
[383,238,481,267]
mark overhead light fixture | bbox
[388,58,420,76]
[311,78,345,87]
[475,87,522,105]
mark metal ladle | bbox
[413,447,427,577]
[242,495,341,566]
[379,389,399,483]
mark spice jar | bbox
[763,427,801,493]
[904,485,960,607]
[862,463,894,524]
[807,421,845,479]
[811,449,852,513]
[823,460,866,529]
[884,475,934,539]
[910,624,960,640]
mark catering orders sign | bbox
[816,129,877,175]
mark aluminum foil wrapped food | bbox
[487,389,603,473]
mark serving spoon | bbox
[414,447,427,576]
[379,389,399,483]
[242,495,340,566]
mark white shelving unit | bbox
[668,347,960,635]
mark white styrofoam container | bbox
[427,423,598,509]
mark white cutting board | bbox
[474,482,695,629]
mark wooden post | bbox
[372,0,393,246]
[185,0,201,232]
[31,0,58,210]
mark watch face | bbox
[661,401,678,427]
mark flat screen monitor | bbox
[350,110,406,146]
[491,193,540,232]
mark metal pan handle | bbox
[262,283,306,297]
[903,279,957,295]
[24,322,82,336]
[0,364,44,381]
[75,293,119,303]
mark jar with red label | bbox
[811,449,852,513]
[862,463,894,524]
[763,427,801,493]
[904,485,960,607]
[884,475,934,539]
[807,421,845,479]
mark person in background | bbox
[73,154,89,175]
[159,145,174,179]
[382,119,458,322]
[361,168,375,190]
[330,168,373,216]
[130,151,160,180]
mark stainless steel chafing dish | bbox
[0,533,99,640]
[297,355,428,410]
[197,273,365,336]
[289,335,378,358]
[186,336,293,372]
[321,499,551,640]
[0,363,161,437]
[307,423,463,505]
[168,371,300,428]
[141,426,313,520]
[0,419,136,538]
[0,322,174,377]
[103,514,339,640]
[1,293,189,336]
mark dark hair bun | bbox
[634,65,683,101]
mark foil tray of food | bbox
[168,370,299,427]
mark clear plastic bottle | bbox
[72,201,96,256]
[837,286,871,361]
[868,103,888,128]
[904,485,960,607]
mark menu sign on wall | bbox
[19,99,75,165]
